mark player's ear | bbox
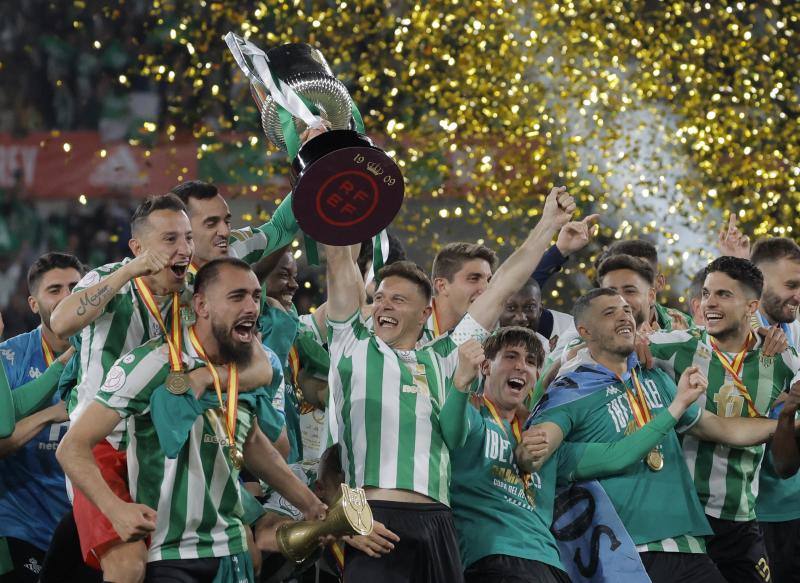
[28,295,38,315]
[129,237,142,257]
[480,358,491,377]
[193,293,209,320]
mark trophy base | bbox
[291,130,404,246]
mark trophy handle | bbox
[224,32,325,132]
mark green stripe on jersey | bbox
[95,327,252,561]
[71,259,192,449]
[637,534,707,554]
[649,328,800,520]
[328,311,488,505]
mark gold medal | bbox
[165,371,189,395]
[230,445,244,470]
[646,449,664,472]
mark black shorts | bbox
[640,551,727,583]
[761,518,800,583]
[343,500,463,583]
[146,558,221,583]
[464,554,571,583]
[38,511,102,583]
[0,537,45,583]
[706,515,771,583]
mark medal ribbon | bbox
[133,278,183,373]
[288,345,316,414]
[431,299,442,338]
[709,332,760,418]
[188,326,240,453]
[41,335,55,367]
[331,541,345,573]
[188,262,199,278]
[623,369,653,429]
[483,396,532,496]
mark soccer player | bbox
[324,186,577,582]
[498,278,551,354]
[0,253,83,581]
[596,238,693,331]
[427,242,498,340]
[57,257,326,582]
[169,180,299,280]
[748,238,800,582]
[525,288,782,583]
[49,193,194,582]
[443,327,709,583]
[646,256,800,582]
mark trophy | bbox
[276,484,374,564]
[225,34,404,246]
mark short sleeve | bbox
[71,264,125,314]
[228,227,269,265]
[654,369,702,432]
[327,309,369,361]
[531,404,577,439]
[450,313,490,347]
[95,341,168,418]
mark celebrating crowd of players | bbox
[2,176,800,583]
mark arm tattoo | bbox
[76,284,111,317]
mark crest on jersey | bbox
[0,349,15,364]
[76,271,101,288]
[103,365,127,392]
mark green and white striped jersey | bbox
[261,459,319,520]
[649,327,800,521]
[70,259,193,449]
[95,325,255,562]
[636,534,707,554]
[327,311,488,505]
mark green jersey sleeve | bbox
[95,339,169,418]
[230,193,298,265]
[648,329,700,382]
[650,368,703,432]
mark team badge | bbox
[76,271,101,288]
[103,365,127,392]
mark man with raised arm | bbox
[522,288,783,583]
[57,258,326,583]
[169,180,299,281]
[442,327,709,583]
[324,186,576,582]
[49,193,195,583]
[0,253,83,581]
[644,256,800,582]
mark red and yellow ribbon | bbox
[330,541,345,573]
[288,345,319,415]
[624,369,654,429]
[41,335,55,367]
[709,332,760,418]
[188,325,240,455]
[431,298,442,338]
[133,277,183,373]
[188,262,199,278]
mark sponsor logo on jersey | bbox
[28,366,42,379]
[203,434,232,446]
[0,348,15,364]
[606,386,620,396]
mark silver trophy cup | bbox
[227,38,404,245]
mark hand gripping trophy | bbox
[224,33,404,246]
